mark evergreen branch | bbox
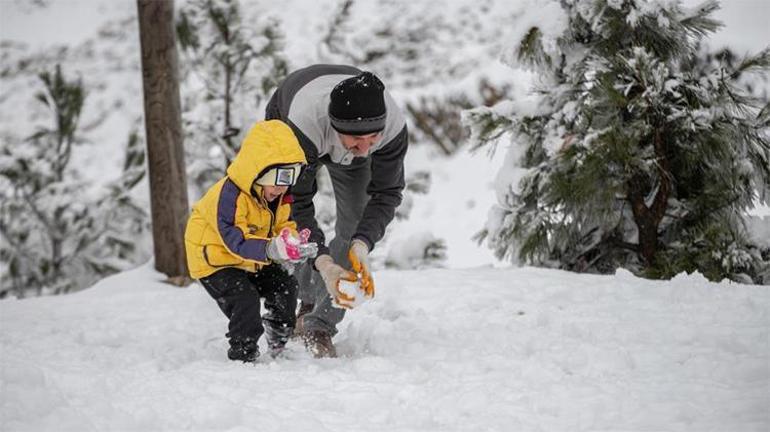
[517,27,548,68]
[758,102,770,127]
[683,194,742,226]
[322,0,354,53]
[20,190,57,242]
[679,0,722,38]
[176,10,200,51]
[463,106,512,151]
[70,215,110,256]
[0,220,39,263]
[27,128,52,142]
[580,250,605,272]
[609,236,640,253]
[730,47,770,80]
[79,107,111,133]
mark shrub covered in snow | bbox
[384,231,446,270]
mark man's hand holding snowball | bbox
[314,239,375,310]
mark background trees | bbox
[176,0,288,197]
[0,65,150,297]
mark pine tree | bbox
[176,0,288,197]
[467,0,770,283]
[0,66,150,297]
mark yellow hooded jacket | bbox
[184,120,307,279]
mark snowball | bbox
[335,277,372,309]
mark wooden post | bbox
[137,0,190,280]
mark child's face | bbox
[262,185,288,202]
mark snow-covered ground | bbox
[1,263,768,431]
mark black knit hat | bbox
[328,71,387,135]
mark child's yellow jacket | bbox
[184,120,307,279]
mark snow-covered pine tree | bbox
[0,66,150,298]
[176,0,288,197]
[467,0,770,283]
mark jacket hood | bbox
[226,120,307,193]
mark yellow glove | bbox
[348,239,374,298]
[315,254,357,309]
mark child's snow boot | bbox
[267,342,286,358]
[227,337,259,362]
[264,322,292,356]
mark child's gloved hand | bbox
[296,228,319,261]
[315,254,357,309]
[267,228,318,264]
[348,239,374,298]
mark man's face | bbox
[262,185,288,202]
[338,131,383,157]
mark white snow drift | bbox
[1,263,768,431]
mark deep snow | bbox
[1,263,768,431]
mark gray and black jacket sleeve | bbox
[285,134,329,256]
[352,126,408,251]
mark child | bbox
[184,120,317,362]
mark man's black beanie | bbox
[328,71,387,135]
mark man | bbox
[265,64,408,358]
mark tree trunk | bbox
[223,58,234,164]
[137,0,190,279]
[628,175,659,265]
[627,128,671,266]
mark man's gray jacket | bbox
[265,64,408,257]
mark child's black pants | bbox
[199,265,298,346]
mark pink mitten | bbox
[267,228,318,263]
[280,228,302,261]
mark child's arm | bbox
[211,180,271,264]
